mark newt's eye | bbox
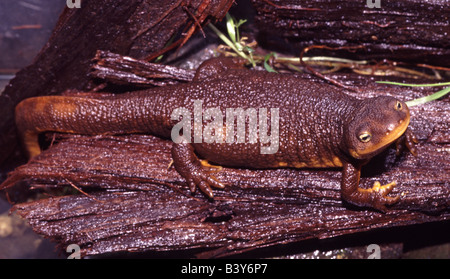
[358,132,372,143]
[395,101,402,111]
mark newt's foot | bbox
[183,162,225,198]
[360,181,400,212]
[395,128,418,156]
[342,162,401,212]
[171,141,225,199]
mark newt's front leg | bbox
[341,162,400,212]
[395,128,419,156]
[171,139,225,198]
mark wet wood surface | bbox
[252,0,450,66]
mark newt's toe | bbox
[369,181,400,212]
[192,172,226,198]
[200,159,223,171]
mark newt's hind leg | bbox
[171,140,225,198]
[193,57,245,81]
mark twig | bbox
[300,45,365,91]
[261,0,321,11]
[63,177,106,203]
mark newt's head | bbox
[344,96,410,160]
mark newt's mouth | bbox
[352,110,410,159]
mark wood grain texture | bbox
[251,0,450,66]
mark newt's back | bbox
[15,69,356,163]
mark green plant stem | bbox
[405,86,450,107]
[376,81,450,107]
[376,81,450,87]
[208,23,255,66]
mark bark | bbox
[251,0,450,67]
[90,50,195,87]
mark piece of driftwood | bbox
[251,0,450,67]
[0,0,233,165]
[3,72,449,258]
[90,50,196,87]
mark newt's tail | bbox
[15,92,166,159]
[15,97,48,158]
[15,95,115,159]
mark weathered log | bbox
[3,72,449,258]
[251,0,450,67]
[0,0,233,165]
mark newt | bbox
[13,57,417,211]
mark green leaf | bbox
[235,19,247,28]
[235,19,247,42]
[225,13,237,44]
[264,53,277,73]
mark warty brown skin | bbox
[14,58,417,211]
